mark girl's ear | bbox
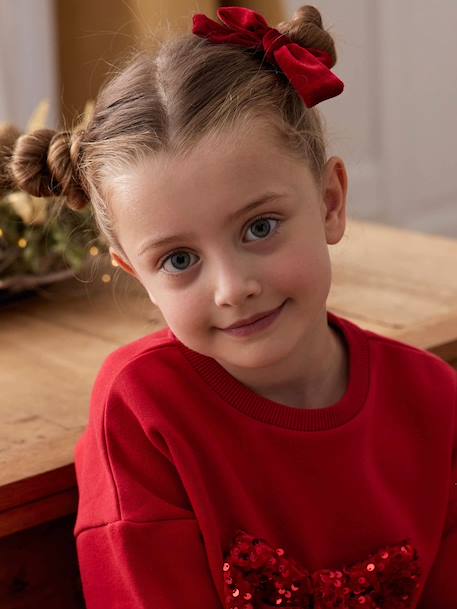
[320,156,348,246]
[108,247,158,306]
[109,247,138,278]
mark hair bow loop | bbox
[215,6,270,34]
[192,7,268,49]
[273,43,343,107]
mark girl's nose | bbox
[213,259,261,307]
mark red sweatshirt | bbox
[73,310,457,609]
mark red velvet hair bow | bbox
[192,6,344,108]
[222,529,422,609]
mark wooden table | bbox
[1,218,457,608]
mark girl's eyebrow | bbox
[136,191,285,257]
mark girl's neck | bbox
[217,311,350,410]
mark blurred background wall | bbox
[0,0,455,237]
[291,0,457,238]
[0,0,59,128]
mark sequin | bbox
[222,529,422,609]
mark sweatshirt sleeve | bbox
[417,373,457,609]
[73,359,223,609]
[76,520,223,609]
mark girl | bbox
[1,5,455,609]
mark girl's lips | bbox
[220,299,288,338]
[223,301,285,329]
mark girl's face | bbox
[108,121,347,379]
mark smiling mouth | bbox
[217,299,289,337]
[222,300,286,330]
[222,305,282,330]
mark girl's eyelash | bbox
[157,214,282,275]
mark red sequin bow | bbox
[222,529,422,609]
[192,6,344,108]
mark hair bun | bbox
[277,5,337,68]
[0,125,89,211]
[12,128,57,197]
[47,129,89,211]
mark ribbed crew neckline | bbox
[167,310,370,431]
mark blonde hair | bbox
[0,5,338,265]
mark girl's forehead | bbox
[125,163,285,225]
[118,131,301,202]
[106,123,316,236]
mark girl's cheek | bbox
[276,241,327,287]
[163,294,204,323]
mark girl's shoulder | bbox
[333,311,457,396]
[363,323,456,381]
[337,312,456,373]
[93,325,181,391]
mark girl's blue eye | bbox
[159,215,281,275]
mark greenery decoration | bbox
[0,100,110,295]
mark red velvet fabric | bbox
[192,6,344,107]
